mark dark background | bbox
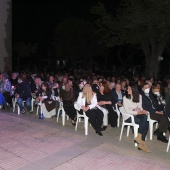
[12,0,170,74]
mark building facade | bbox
[0,0,12,72]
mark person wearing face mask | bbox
[152,84,166,112]
[140,83,169,143]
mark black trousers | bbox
[150,113,169,133]
[79,108,103,131]
[106,105,118,127]
[3,92,12,105]
[63,104,76,120]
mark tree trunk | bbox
[142,41,166,78]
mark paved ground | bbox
[0,107,170,170]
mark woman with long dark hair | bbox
[97,81,118,130]
[122,82,150,152]
[38,82,56,118]
[60,78,77,125]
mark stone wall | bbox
[0,0,12,72]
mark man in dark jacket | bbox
[141,83,169,143]
[112,83,125,109]
[14,75,32,114]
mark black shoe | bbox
[168,126,170,132]
[96,130,103,136]
[101,126,107,131]
[157,135,168,143]
[71,120,76,126]
[153,129,159,136]
[22,109,26,114]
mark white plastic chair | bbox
[36,101,56,118]
[13,97,34,114]
[12,97,26,114]
[113,104,121,127]
[147,113,158,140]
[166,117,170,152]
[56,102,69,126]
[166,135,170,152]
[75,110,89,135]
[36,96,48,116]
[119,107,139,146]
[12,97,17,112]
[36,101,43,116]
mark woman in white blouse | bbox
[123,82,150,152]
[74,84,104,136]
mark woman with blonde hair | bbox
[75,84,104,136]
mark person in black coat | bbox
[98,81,118,128]
[140,83,169,143]
[14,75,32,114]
[165,90,170,127]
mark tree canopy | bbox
[53,18,109,68]
[91,0,170,77]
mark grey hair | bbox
[2,73,9,80]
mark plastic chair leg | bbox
[149,122,153,140]
[84,118,88,135]
[75,116,79,131]
[18,105,20,114]
[62,109,65,126]
[119,123,124,141]
[127,126,130,136]
[166,136,170,152]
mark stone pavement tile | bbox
[0,111,90,170]
[116,131,170,157]
[53,143,170,170]
[0,110,170,170]
[18,138,103,170]
[0,157,28,170]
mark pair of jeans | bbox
[17,97,32,111]
[0,93,7,106]
[125,114,148,141]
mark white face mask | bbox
[62,85,65,90]
[154,92,160,96]
[144,88,150,94]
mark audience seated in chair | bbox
[112,83,125,109]
[0,73,13,107]
[14,75,32,114]
[140,83,169,143]
[122,82,150,152]
[97,81,118,130]
[60,78,77,126]
[38,82,56,118]
[74,84,104,136]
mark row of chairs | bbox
[12,97,170,152]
